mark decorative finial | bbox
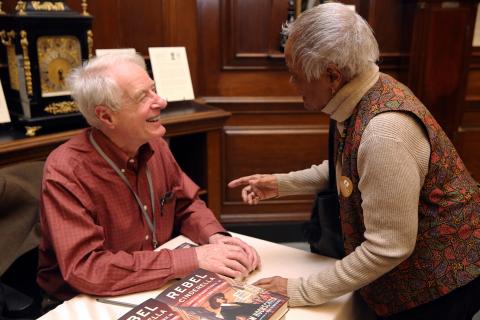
[87,30,93,58]
[25,126,42,137]
[16,0,26,15]
[0,2,6,15]
[81,0,90,16]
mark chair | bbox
[0,161,44,319]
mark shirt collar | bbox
[321,64,380,123]
[90,128,154,172]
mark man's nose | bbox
[153,94,167,109]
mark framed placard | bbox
[148,47,194,102]
[474,4,480,47]
[95,48,136,57]
[0,80,11,124]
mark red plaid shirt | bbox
[37,128,225,300]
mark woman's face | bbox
[284,39,340,111]
[216,296,227,305]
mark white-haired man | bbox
[37,53,259,301]
[229,3,480,320]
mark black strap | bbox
[327,119,337,191]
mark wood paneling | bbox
[221,0,288,69]
[197,0,296,97]
[204,96,327,223]
[408,2,476,140]
[222,124,325,223]
[455,130,480,180]
[368,0,416,83]
[64,0,201,94]
[464,47,480,179]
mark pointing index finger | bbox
[228,175,254,188]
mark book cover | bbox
[155,268,288,320]
[118,298,185,320]
[174,242,198,249]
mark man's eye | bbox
[137,94,147,102]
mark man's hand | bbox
[195,243,251,279]
[253,276,288,296]
[209,234,261,272]
[228,174,279,205]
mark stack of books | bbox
[118,268,289,320]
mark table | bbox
[39,233,375,320]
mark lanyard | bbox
[89,131,158,248]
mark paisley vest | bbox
[338,73,480,316]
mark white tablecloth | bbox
[39,233,375,319]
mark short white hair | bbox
[67,52,146,127]
[284,2,379,81]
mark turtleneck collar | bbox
[321,64,380,123]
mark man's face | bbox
[284,39,332,111]
[111,62,167,148]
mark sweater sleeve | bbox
[274,161,330,197]
[287,112,430,306]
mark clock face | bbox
[37,35,82,97]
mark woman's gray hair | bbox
[67,52,146,127]
[284,2,379,81]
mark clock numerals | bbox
[37,35,82,97]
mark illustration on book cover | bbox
[156,268,288,320]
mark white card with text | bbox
[148,47,194,102]
[0,80,11,123]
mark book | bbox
[117,298,185,320]
[174,242,198,249]
[155,268,289,320]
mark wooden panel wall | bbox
[462,44,480,179]
[64,0,202,94]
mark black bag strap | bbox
[327,119,337,191]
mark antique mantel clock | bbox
[0,0,93,135]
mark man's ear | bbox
[95,105,115,129]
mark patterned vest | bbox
[338,73,480,316]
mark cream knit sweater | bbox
[275,65,431,307]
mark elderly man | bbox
[37,53,259,301]
[229,3,480,320]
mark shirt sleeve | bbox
[41,176,198,297]
[287,112,430,306]
[274,161,330,197]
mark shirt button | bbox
[143,205,147,211]
[120,168,126,173]
[145,235,149,240]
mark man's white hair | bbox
[67,52,146,127]
[284,2,379,81]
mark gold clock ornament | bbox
[0,0,93,135]
[37,35,82,97]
